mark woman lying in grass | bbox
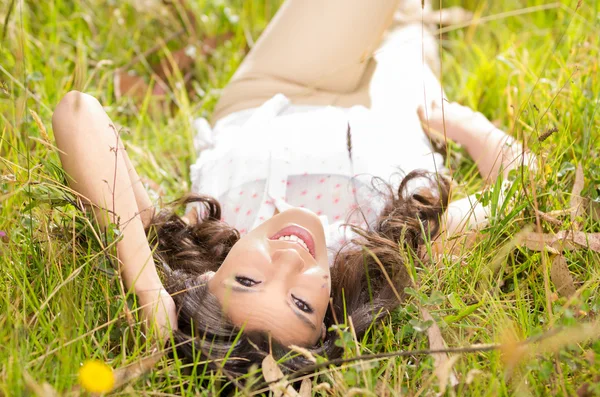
[52,0,533,377]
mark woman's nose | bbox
[271,249,305,273]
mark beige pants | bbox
[213,0,445,124]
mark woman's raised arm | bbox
[52,91,176,340]
[419,101,536,244]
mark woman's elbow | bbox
[52,90,102,140]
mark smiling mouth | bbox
[269,225,316,258]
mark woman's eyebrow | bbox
[287,302,317,330]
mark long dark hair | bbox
[146,170,450,378]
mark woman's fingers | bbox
[418,100,452,140]
[140,289,178,344]
[419,100,486,144]
[418,99,447,126]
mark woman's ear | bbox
[321,323,326,342]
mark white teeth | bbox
[276,234,310,253]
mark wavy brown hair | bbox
[146,170,450,378]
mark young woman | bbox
[52,0,532,377]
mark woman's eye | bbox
[235,276,259,287]
[292,294,313,313]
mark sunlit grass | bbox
[1,0,599,395]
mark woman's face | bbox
[208,208,331,346]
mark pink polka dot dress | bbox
[190,94,444,263]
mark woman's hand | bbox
[422,100,539,249]
[137,288,178,343]
[418,100,491,144]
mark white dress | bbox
[190,94,444,262]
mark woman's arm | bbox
[52,91,176,339]
[419,101,535,243]
[121,146,155,228]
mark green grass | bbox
[1,0,600,395]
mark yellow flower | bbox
[79,360,115,394]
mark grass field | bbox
[1,0,600,395]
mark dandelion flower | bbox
[79,360,114,394]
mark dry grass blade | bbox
[426,6,473,25]
[112,350,165,390]
[590,201,600,223]
[550,255,577,297]
[500,320,600,378]
[298,378,312,397]
[421,307,458,392]
[375,362,392,397]
[29,263,86,326]
[433,2,562,35]
[289,345,317,364]
[570,164,585,228]
[534,209,562,225]
[537,321,600,354]
[0,64,51,112]
[253,340,551,395]
[262,354,299,397]
[394,3,472,26]
[347,387,378,396]
[499,324,529,376]
[437,355,461,394]
[538,126,558,142]
[22,371,58,397]
[28,109,49,142]
[465,369,484,385]
[522,230,600,253]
